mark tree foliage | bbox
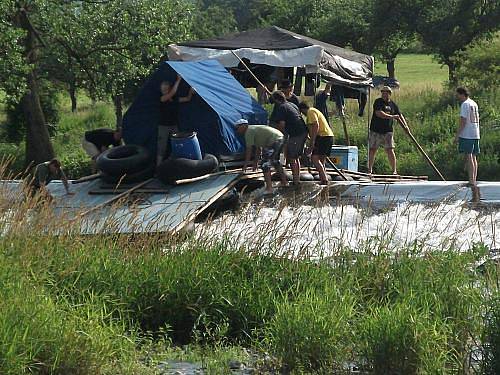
[0,0,193,165]
[457,35,500,92]
[412,0,500,82]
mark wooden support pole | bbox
[231,50,272,95]
[341,116,350,146]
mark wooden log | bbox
[88,188,169,195]
[71,173,102,184]
[75,178,154,219]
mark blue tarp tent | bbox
[122,60,268,156]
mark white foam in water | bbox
[197,184,500,257]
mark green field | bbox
[374,54,448,89]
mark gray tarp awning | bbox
[168,26,373,88]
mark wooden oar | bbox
[398,122,446,181]
[325,156,348,181]
[231,50,272,95]
[71,173,102,184]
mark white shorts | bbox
[81,138,100,159]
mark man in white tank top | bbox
[455,87,480,186]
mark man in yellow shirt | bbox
[298,102,334,185]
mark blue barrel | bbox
[170,132,202,160]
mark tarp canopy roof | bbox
[168,26,374,88]
[123,60,267,156]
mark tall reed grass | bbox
[0,162,498,373]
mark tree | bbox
[315,0,373,52]
[413,0,500,83]
[47,0,193,127]
[0,0,193,166]
[457,35,500,92]
[0,1,56,166]
[193,1,237,38]
[367,0,415,79]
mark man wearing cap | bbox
[235,119,288,194]
[272,91,309,185]
[368,86,408,175]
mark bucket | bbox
[170,132,202,160]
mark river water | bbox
[197,181,500,257]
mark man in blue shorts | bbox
[455,87,480,186]
[235,119,288,194]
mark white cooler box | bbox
[330,145,358,172]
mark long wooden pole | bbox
[325,156,348,181]
[398,123,446,181]
[341,116,350,146]
[75,178,154,219]
[231,50,272,95]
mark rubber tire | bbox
[101,163,155,184]
[299,172,315,181]
[272,171,293,181]
[314,174,332,182]
[333,175,353,182]
[97,145,152,176]
[156,154,219,185]
[272,171,315,181]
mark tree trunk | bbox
[19,10,54,167]
[386,59,396,79]
[447,61,457,85]
[69,79,77,113]
[113,94,123,129]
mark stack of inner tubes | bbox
[156,154,219,185]
[96,145,154,184]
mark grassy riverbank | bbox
[0,188,499,373]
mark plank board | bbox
[46,173,241,234]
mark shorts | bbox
[313,136,334,156]
[369,131,394,149]
[261,138,285,173]
[82,138,100,159]
[458,138,480,155]
[286,132,307,159]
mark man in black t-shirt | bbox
[368,86,408,175]
[82,128,122,171]
[279,79,300,107]
[272,91,308,185]
[158,76,195,164]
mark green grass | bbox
[0,206,498,373]
[374,54,448,89]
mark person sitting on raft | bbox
[235,119,288,194]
